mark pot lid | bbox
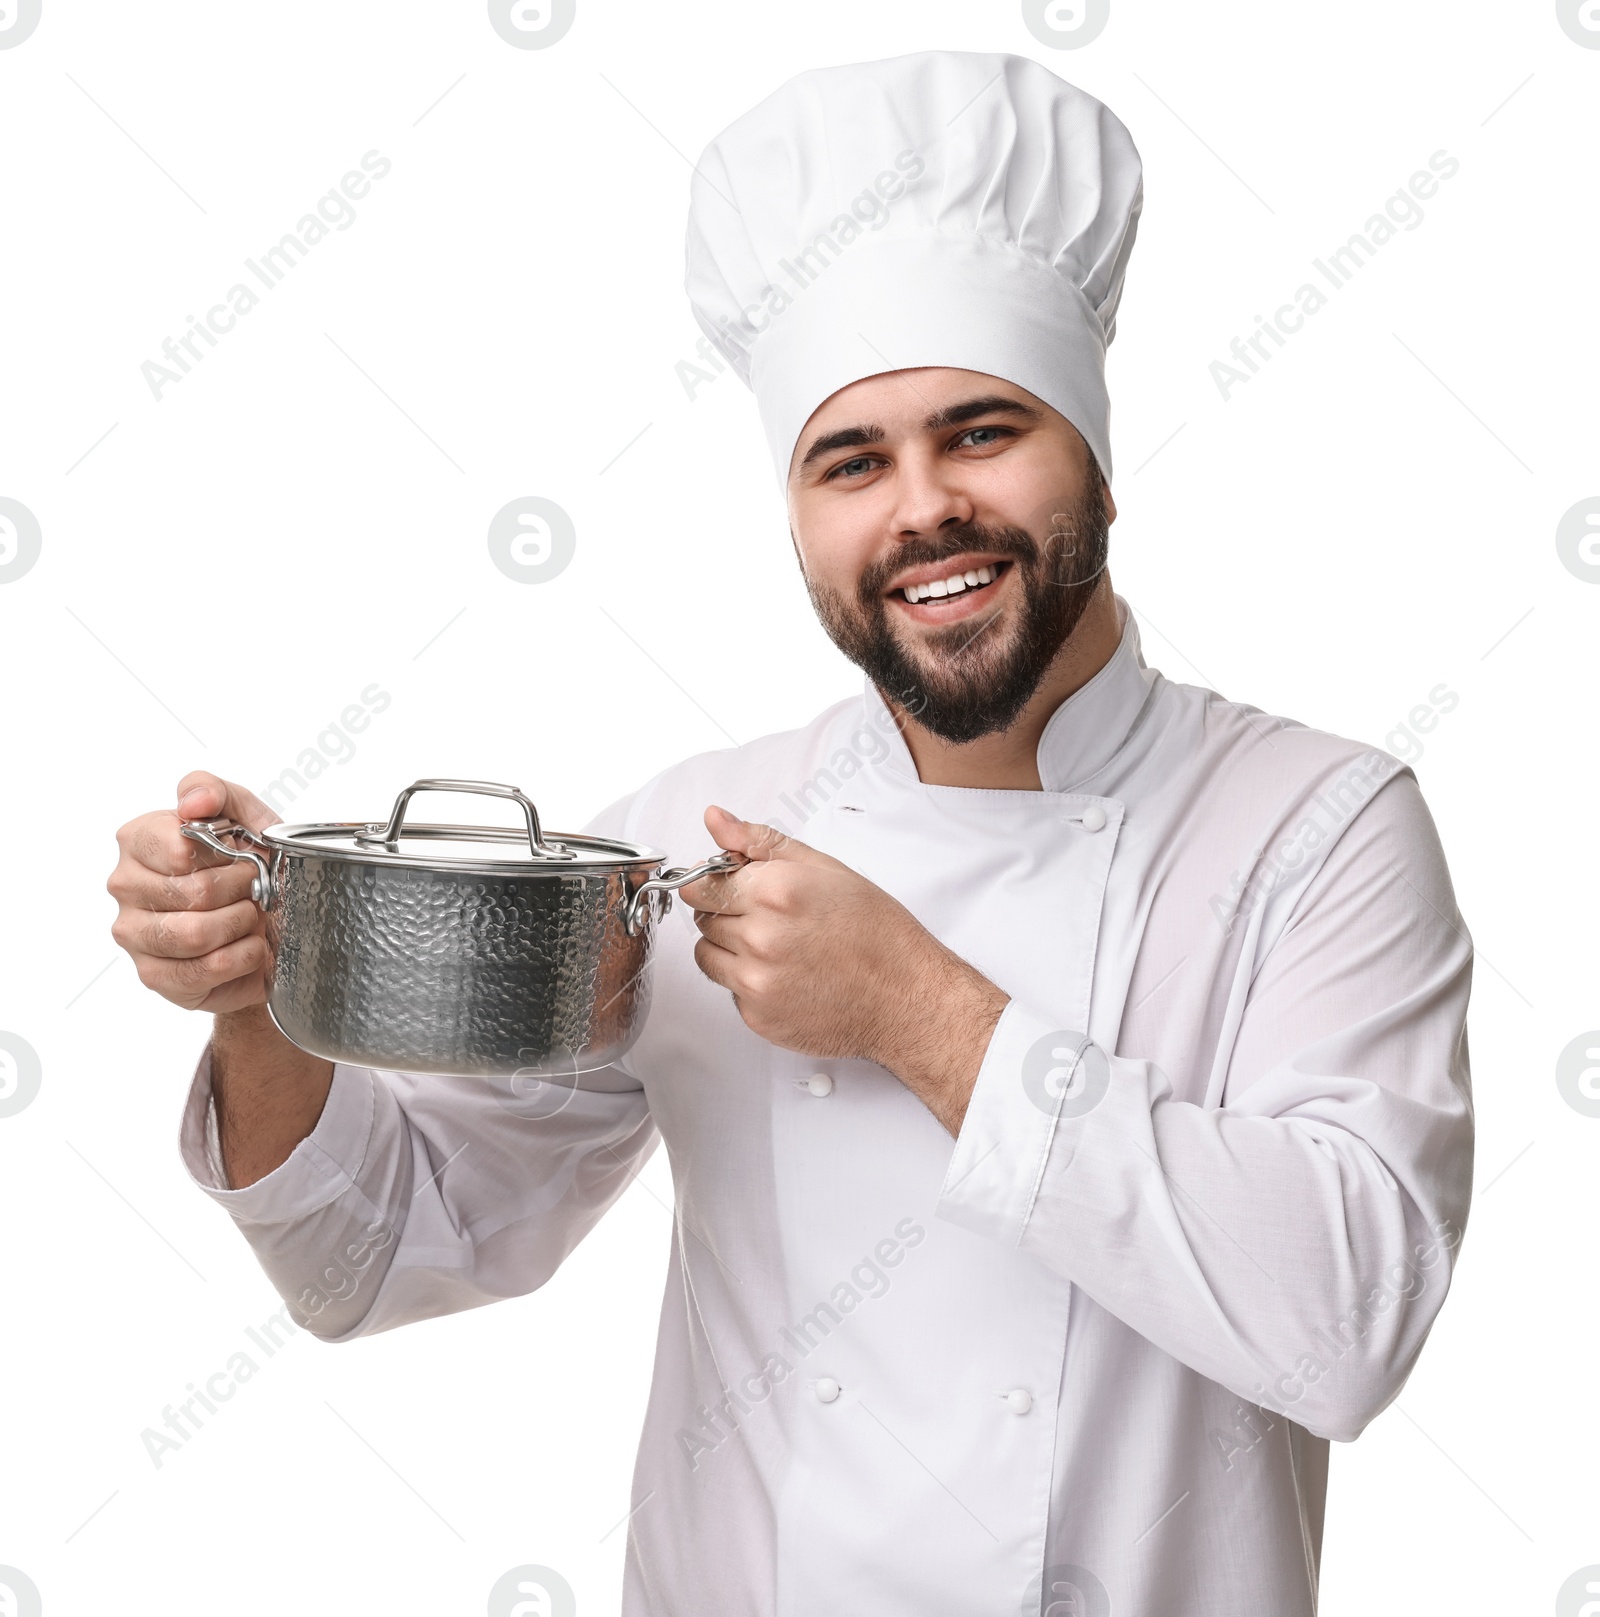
[262,779,662,873]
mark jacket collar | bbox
[862,594,1156,794]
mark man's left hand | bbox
[680,805,1009,1134]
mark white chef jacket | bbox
[178,598,1474,1616]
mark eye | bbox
[825,454,882,482]
[955,425,1014,450]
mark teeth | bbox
[901,563,999,603]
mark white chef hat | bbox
[684,50,1143,488]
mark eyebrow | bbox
[796,394,1042,474]
[924,394,1042,432]
[797,423,884,472]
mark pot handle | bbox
[179,820,275,911]
[624,850,747,937]
[354,778,575,860]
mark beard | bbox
[803,478,1111,745]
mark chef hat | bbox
[684,50,1143,488]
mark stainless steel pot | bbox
[181,778,741,1079]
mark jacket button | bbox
[1079,805,1107,832]
[1004,1388,1033,1415]
[806,1072,834,1097]
[814,1377,841,1403]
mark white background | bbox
[1,1,1595,1612]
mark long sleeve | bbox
[179,1047,657,1341]
[176,789,660,1343]
[935,771,1474,1442]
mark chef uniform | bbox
[177,52,1473,1617]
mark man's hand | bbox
[108,771,281,1013]
[109,771,334,1187]
[682,805,1009,1135]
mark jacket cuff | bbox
[178,1039,376,1224]
[935,998,1076,1247]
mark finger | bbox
[135,934,271,1008]
[692,934,738,992]
[679,867,752,915]
[196,970,269,1015]
[703,804,832,866]
[703,804,787,861]
[115,897,263,962]
[118,810,253,880]
[109,850,259,913]
[175,771,280,836]
[691,910,743,952]
[174,772,229,822]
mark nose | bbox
[889,448,975,542]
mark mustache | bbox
[855,521,1040,606]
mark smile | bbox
[896,561,1008,605]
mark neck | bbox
[887,577,1123,790]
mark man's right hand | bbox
[110,772,336,1188]
[108,771,280,1014]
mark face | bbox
[787,368,1116,744]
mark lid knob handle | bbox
[353,779,576,860]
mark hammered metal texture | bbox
[263,851,659,1076]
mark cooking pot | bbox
[180,778,742,1079]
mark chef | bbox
[108,50,1474,1617]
